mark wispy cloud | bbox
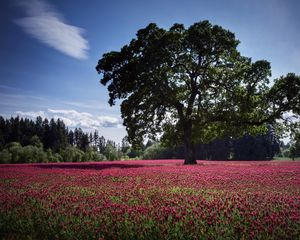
[15,109,122,130]
[0,92,48,110]
[15,0,89,59]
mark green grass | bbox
[272,157,300,161]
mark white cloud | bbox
[98,116,121,128]
[15,0,89,59]
[15,110,46,119]
[47,109,123,129]
[48,108,92,117]
[14,109,122,130]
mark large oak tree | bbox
[96,21,300,164]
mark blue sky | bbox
[1,0,300,143]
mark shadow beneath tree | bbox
[36,162,150,170]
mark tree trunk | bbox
[183,122,197,164]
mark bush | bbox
[143,142,173,160]
[126,148,142,159]
[60,146,85,162]
[289,144,300,160]
[104,144,119,161]
[22,145,47,163]
[281,149,291,158]
[46,149,63,163]
[0,141,118,164]
[29,135,43,149]
[6,142,23,163]
[2,142,48,163]
[83,148,106,161]
[0,149,12,164]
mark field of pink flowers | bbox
[0,160,300,239]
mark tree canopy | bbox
[96,20,300,164]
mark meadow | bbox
[0,160,299,239]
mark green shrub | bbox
[0,149,12,164]
[83,148,106,161]
[60,146,85,162]
[21,145,47,163]
[6,142,23,163]
[46,149,63,163]
[29,135,43,149]
[143,142,172,159]
[104,144,119,161]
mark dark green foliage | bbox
[232,136,278,160]
[1,142,47,163]
[68,130,75,146]
[0,116,124,163]
[97,136,106,154]
[21,145,47,163]
[103,140,123,161]
[83,147,107,161]
[289,131,300,159]
[73,128,90,151]
[121,136,130,154]
[143,142,173,160]
[143,127,280,160]
[0,149,11,163]
[0,114,290,162]
[5,142,23,163]
[268,73,300,116]
[60,146,85,162]
[192,139,227,160]
[0,116,68,152]
[46,149,63,162]
[30,135,43,148]
[126,148,142,159]
[232,125,280,160]
[97,20,300,164]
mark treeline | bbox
[143,126,299,160]
[0,116,131,164]
[143,130,281,161]
[1,116,296,163]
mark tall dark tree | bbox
[35,116,44,140]
[49,118,59,152]
[19,118,35,145]
[10,117,21,143]
[79,133,90,152]
[98,136,106,154]
[96,20,300,164]
[0,117,6,149]
[89,133,93,146]
[42,118,51,149]
[121,136,130,154]
[56,119,68,150]
[68,130,75,146]
[74,128,80,147]
[232,134,279,160]
[74,128,89,151]
[289,122,300,159]
[208,138,231,160]
[93,130,99,147]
